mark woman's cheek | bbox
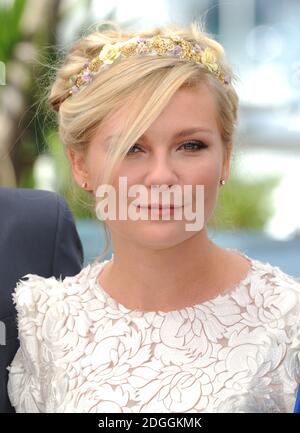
[199,169,221,219]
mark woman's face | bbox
[70,82,231,250]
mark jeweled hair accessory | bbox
[68,34,231,97]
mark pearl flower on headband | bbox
[68,35,231,97]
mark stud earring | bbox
[81,181,88,189]
[220,179,225,185]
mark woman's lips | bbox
[136,205,183,218]
[137,204,182,209]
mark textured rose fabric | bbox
[7,251,300,412]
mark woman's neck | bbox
[97,229,240,312]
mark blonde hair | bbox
[48,20,239,263]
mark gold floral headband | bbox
[68,34,231,97]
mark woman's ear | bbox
[66,148,91,189]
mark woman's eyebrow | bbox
[171,127,213,138]
[106,127,213,142]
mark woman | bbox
[7,20,300,413]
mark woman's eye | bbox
[126,144,142,155]
[180,141,208,152]
[126,141,208,155]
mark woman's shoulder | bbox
[240,252,300,319]
[250,255,300,292]
[12,259,107,318]
[8,260,106,413]
[12,259,111,355]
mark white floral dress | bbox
[7,251,300,413]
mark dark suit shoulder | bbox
[0,187,60,224]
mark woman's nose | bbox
[144,155,179,187]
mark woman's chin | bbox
[132,223,196,249]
